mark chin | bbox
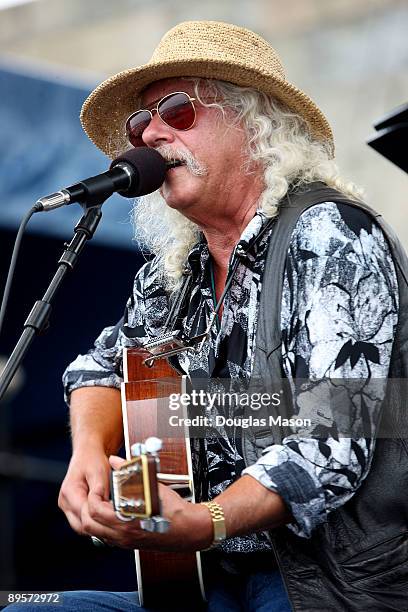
[161,186,196,212]
[165,199,193,213]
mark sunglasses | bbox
[125,91,197,147]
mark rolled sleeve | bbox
[243,437,372,538]
[243,445,326,538]
[62,321,124,403]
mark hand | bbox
[58,444,111,536]
[82,456,213,552]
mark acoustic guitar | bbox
[111,347,206,607]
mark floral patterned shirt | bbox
[63,201,398,549]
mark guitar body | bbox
[121,348,206,606]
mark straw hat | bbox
[81,20,334,158]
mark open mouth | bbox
[165,159,185,170]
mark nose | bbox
[142,111,175,148]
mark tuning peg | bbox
[144,437,163,454]
[130,437,162,458]
[130,442,145,457]
[139,516,170,533]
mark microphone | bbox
[36,147,172,211]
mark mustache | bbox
[156,144,208,176]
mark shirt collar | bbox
[235,211,268,256]
[186,211,268,274]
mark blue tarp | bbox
[0,62,135,249]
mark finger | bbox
[87,493,118,526]
[80,503,128,545]
[58,481,89,524]
[63,508,85,535]
[86,463,111,501]
[109,455,127,470]
[81,500,108,535]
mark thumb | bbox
[109,455,127,470]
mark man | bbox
[6,20,408,612]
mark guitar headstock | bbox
[111,437,163,523]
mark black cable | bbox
[0,203,42,339]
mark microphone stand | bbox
[0,205,103,401]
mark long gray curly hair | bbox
[131,78,364,289]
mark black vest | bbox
[247,183,408,611]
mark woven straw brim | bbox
[81,58,334,159]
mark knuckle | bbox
[88,506,99,520]
[81,518,93,534]
[58,496,69,513]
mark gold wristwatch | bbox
[201,501,226,549]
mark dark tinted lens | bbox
[126,110,151,147]
[158,93,195,130]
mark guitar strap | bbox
[163,269,193,333]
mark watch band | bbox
[201,501,226,549]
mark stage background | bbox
[0,0,407,593]
[0,64,142,589]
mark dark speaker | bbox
[367,102,408,174]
